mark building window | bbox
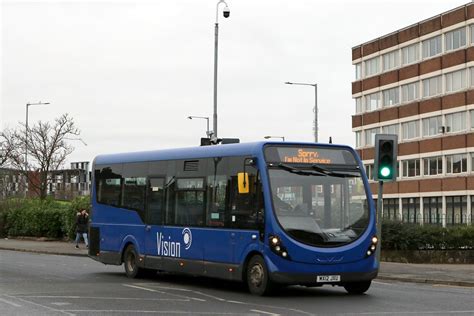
[445,69,467,93]
[471,110,474,129]
[471,196,474,224]
[382,87,400,107]
[365,128,378,146]
[365,164,373,180]
[365,92,380,112]
[423,156,442,176]
[382,123,399,136]
[402,197,419,223]
[422,115,442,137]
[401,82,419,103]
[445,111,466,133]
[355,97,362,114]
[445,27,466,52]
[446,154,467,174]
[422,35,442,59]
[355,131,362,148]
[365,57,379,77]
[470,153,474,172]
[383,50,399,71]
[402,159,421,178]
[401,43,419,65]
[422,75,442,97]
[401,120,419,140]
[471,25,474,46]
[446,196,467,225]
[355,63,362,80]
[423,197,442,225]
[383,198,399,221]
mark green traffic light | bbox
[380,166,391,178]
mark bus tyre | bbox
[123,245,145,278]
[246,255,274,296]
[343,281,371,295]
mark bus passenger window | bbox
[147,178,164,225]
[123,177,146,214]
[95,165,123,207]
[206,175,227,227]
[167,178,205,227]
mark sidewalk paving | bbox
[0,238,472,287]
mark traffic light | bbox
[374,134,398,182]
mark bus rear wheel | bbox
[343,281,371,294]
[123,245,147,278]
[246,255,274,296]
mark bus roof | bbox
[93,141,354,165]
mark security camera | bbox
[223,6,230,18]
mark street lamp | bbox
[285,82,318,143]
[213,0,230,138]
[264,136,285,141]
[25,101,49,196]
[187,116,212,137]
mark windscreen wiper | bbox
[311,164,360,178]
[277,163,326,176]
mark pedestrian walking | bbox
[75,209,89,249]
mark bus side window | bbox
[95,165,123,207]
[147,178,164,225]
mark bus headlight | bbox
[268,235,290,260]
[366,235,378,257]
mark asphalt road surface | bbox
[1,250,473,316]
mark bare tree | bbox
[0,114,80,200]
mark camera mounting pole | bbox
[213,0,230,139]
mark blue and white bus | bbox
[89,142,378,295]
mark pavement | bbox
[0,238,473,287]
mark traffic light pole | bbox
[376,180,383,264]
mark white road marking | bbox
[4,295,75,316]
[19,295,187,301]
[123,283,206,302]
[51,302,71,306]
[0,297,22,307]
[64,310,251,315]
[250,309,281,316]
[123,284,159,292]
[342,311,474,315]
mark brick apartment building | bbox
[352,3,474,227]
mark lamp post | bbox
[285,82,318,143]
[25,101,49,196]
[188,116,212,137]
[264,136,285,141]
[213,0,230,138]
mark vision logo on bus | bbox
[156,228,193,258]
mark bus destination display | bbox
[265,146,356,165]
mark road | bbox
[0,250,473,315]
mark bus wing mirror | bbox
[238,172,249,194]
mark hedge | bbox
[0,197,90,240]
[381,221,474,250]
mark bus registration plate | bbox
[317,275,340,283]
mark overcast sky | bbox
[1,0,469,167]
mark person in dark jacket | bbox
[75,209,89,249]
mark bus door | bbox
[144,177,165,265]
[228,171,263,264]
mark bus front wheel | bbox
[246,255,274,296]
[343,281,371,294]
[123,245,145,278]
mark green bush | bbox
[0,196,90,240]
[381,221,474,250]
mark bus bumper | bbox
[270,269,378,285]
